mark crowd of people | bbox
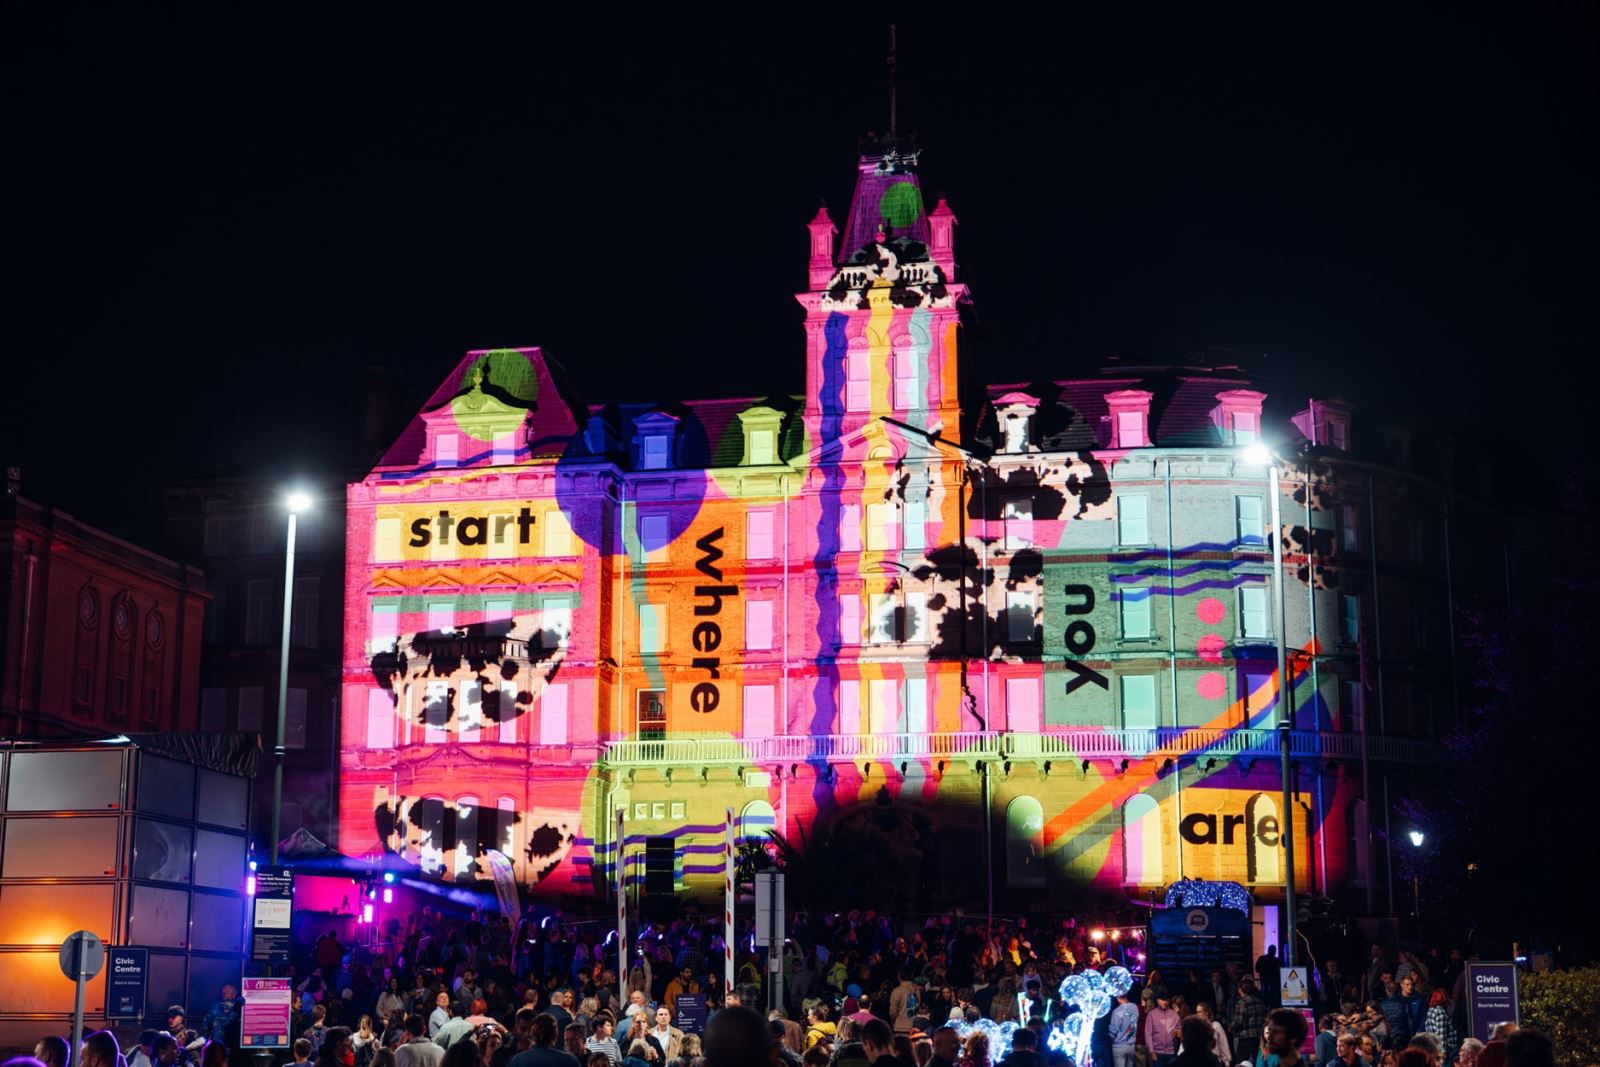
[0,908,1564,1067]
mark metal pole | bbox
[1270,463,1296,968]
[71,940,87,1053]
[270,509,298,865]
[617,806,627,1012]
[725,806,736,998]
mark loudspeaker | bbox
[644,836,676,895]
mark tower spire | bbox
[888,24,897,139]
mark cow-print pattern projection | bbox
[372,788,575,885]
[368,614,566,733]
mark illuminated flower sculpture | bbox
[1045,966,1134,1067]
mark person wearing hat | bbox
[1142,990,1181,1067]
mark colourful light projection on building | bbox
[340,141,1384,906]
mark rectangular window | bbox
[285,688,308,749]
[371,602,399,656]
[641,435,670,469]
[244,579,272,645]
[373,517,402,562]
[747,509,775,560]
[902,499,926,551]
[1240,585,1270,638]
[846,352,870,412]
[1242,671,1273,722]
[498,682,519,744]
[435,433,459,467]
[1003,498,1034,550]
[200,688,226,733]
[866,502,898,551]
[1339,504,1360,552]
[460,680,482,743]
[1233,411,1259,444]
[492,431,517,465]
[743,684,775,739]
[638,603,663,653]
[423,682,449,744]
[1006,677,1042,732]
[839,679,861,734]
[1119,589,1153,638]
[1117,495,1149,545]
[1341,594,1361,644]
[748,429,776,465]
[427,601,454,635]
[1117,410,1146,448]
[204,585,227,644]
[366,688,395,749]
[892,349,919,409]
[543,597,572,649]
[1121,675,1158,730]
[637,690,666,739]
[745,600,774,651]
[839,593,861,645]
[1328,419,1349,451]
[839,504,862,552]
[868,678,899,733]
[237,687,264,733]
[905,592,928,643]
[1006,591,1036,642]
[290,576,319,648]
[638,512,669,552]
[904,678,928,733]
[868,593,895,644]
[1236,496,1265,546]
[543,510,574,556]
[539,683,569,745]
[1340,679,1364,733]
[203,514,229,556]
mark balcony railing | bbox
[600,729,1445,767]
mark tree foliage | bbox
[1520,968,1600,1067]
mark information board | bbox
[1465,962,1520,1044]
[106,947,148,1019]
[251,866,294,965]
[240,977,293,1048]
[674,993,708,1035]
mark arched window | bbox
[496,795,519,865]
[107,595,137,721]
[74,585,101,711]
[1246,792,1282,884]
[416,795,447,875]
[1122,794,1162,885]
[740,800,776,846]
[1005,795,1046,887]
[1349,799,1370,886]
[454,795,480,882]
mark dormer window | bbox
[1214,389,1267,446]
[736,405,785,467]
[435,433,459,468]
[994,392,1039,454]
[632,411,680,471]
[1294,398,1351,452]
[1105,389,1153,449]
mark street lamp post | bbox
[270,490,313,866]
[1409,830,1425,917]
[1246,444,1296,969]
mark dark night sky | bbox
[4,5,1596,542]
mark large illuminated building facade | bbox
[339,139,1502,918]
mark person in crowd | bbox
[1192,1003,1229,1066]
[586,1016,623,1067]
[34,1038,69,1067]
[1421,992,1456,1066]
[1501,1031,1552,1067]
[1263,1009,1308,1067]
[198,1043,227,1067]
[1108,987,1139,1067]
[378,981,408,1024]
[1382,976,1426,1049]
[956,1031,989,1067]
[1329,1033,1366,1067]
[1171,1016,1221,1067]
[294,1041,314,1066]
[1256,949,1282,1010]
[374,1052,397,1067]
[509,1015,581,1067]
[432,994,457,1039]
[1230,980,1266,1067]
[927,1028,960,1067]
[562,1025,589,1064]
[151,1036,180,1067]
[127,1031,159,1067]
[203,985,241,1049]
[1456,1041,1483,1067]
[1315,1016,1338,1067]
[436,1008,476,1051]
[355,1016,381,1067]
[79,1033,120,1067]
[992,1027,1041,1067]
[1143,990,1181,1067]
[1406,1035,1442,1067]
[644,1008,682,1065]
[398,1016,447,1067]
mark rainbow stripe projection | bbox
[340,144,1368,904]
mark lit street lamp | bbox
[1243,442,1296,968]
[1409,829,1425,916]
[270,489,313,865]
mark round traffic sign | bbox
[59,930,105,981]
